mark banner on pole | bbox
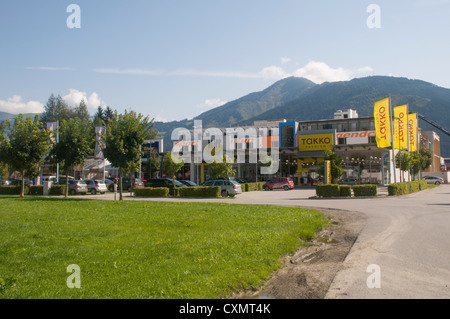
[393,105,408,150]
[374,98,391,148]
[408,113,418,152]
[94,126,105,159]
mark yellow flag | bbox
[408,113,418,152]
[393,105,408,150]
[374,98,391,148]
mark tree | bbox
[145,150,160,179]
[163,151,184,194]
[317,149,344,183]
[93,106,105,126]
[103,110,157,200]
[74,99,91,125]
[49,118,93,197]
[104,106,115,124]
[208,155,236,196]
[395,150,412,182]
[40,94,75,123]
[0,114,51,197]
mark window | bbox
[281,125,294,147]
[338,138,347,145]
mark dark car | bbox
[179,180,197,187]
[263,177,294,191]
[109,178,144,192]
[7,178,34,186]
[145,178,186,189]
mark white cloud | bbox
[259,65,290,80]
[292,61,373,84]
[281,57,292,64]
[0,95,44,114]
[62,89,106,109]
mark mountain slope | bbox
[194,76,317,127]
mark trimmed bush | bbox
[49,185,66,196]
[29,186,44,195]
[0,185,25,195]
[353,185,377,197]
[241,182,265,192]
[388,181,427,196]
[177,186,221,198]
[339,185,352,197]
[134,187,170,197]
[315,184,340,198]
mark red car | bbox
[263,177,294,191]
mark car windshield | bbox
[95,180,105,184]
[173,180,184,186]
[78,180,87,185]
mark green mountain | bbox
[194,77,317,127]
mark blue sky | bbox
[1,0,450,122]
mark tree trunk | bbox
[119,169,123,201]
[20,170,25,198]
[65,175,69,198]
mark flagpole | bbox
[389,97,397,184]
[56,120,59,182]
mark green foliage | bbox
[0,185,28,195]
[134,187,169,197]
[208,155,236,180]
[352,185,377,197]
[395,150,412,171]
[176,186,221,198]
[29,186,44,195]
[241,182,265,192]
[388,181,430,196]
[163,151,184,180]
[103,110,157,200]
[339,185,352,197]
[317,150,344,182]
[315,184,340,198]
[0,114,50,197]
[49,185,66,196]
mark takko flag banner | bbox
[46,122,58,143]
[374,98,391,148]
[94,126,105,159]
[408,113,418,152]
[393,105,408,150]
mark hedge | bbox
[0,185,27,195]
[315,184,340,198]
[339,185,352,197]
[29,185,44,195]
[134,187,170,197]
[241,182,265,192]
[176,186,221,198]
[388,181,428,196]
[49,185,66,196]
[352,185,377,197]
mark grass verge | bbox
[0,197,326,299]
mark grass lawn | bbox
[0,197,327,299]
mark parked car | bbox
[103,179,114,190]
[339,177,358,185]
[85,179,107,195]
[423,176,444,185]
[109,178,144,192]
[68,179,88,195]
[145,178,186,189]
[179,180,197,187]
[200,179,242,197]
[0,179,12,185]
[263,177,294,191]
[7,178,34,186]
[236,178,250,184]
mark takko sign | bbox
[374,98,392,148]
[298,133,334,151]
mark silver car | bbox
[201,179,242,197]
[85,179,108,194]
[423,176,444,185]
[68,179,88,195]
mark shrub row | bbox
[315,184,378,198]
[135,186,221,198]
[0,185,26,195]
[0,185,65,196]
[388,180,428,196]
[29,185,44,195]
[240,182,266,192]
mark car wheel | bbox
[221,190,227,197]
[91,189,96,195]
[283,185,289,191]
[70,189,76,195]
[264,186,270,191]
[435,181,441,185]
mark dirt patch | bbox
[230,208,366,299]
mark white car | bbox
[423,176,444,185]
[85,179,108,194]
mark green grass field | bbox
[0,197,326,299]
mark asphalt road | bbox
[83,184,450,299]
